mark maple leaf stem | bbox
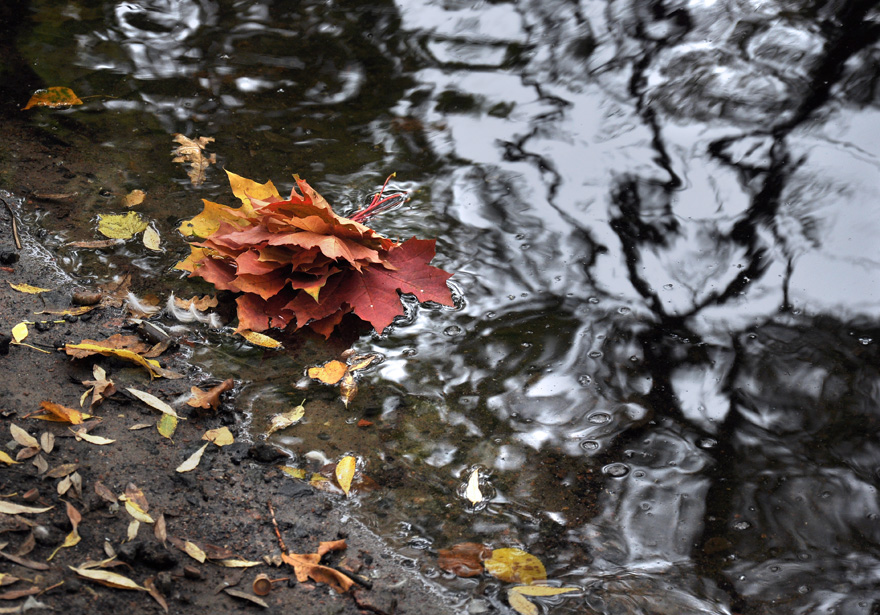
[351,173,407,222]
[267,501,289,553]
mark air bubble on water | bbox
[859,337,872,345]
[697,438,717,449]
[443,325,463,336]
[602,463,630,478]
[580,440,600,451]
[663,284,674,290]
[577,375,592,386]
[632,470,646,478]
[588,297,599,304]
[588,351,603,358]
[588,412,611,424]
[617,306,631,315]
[733,521,751,530]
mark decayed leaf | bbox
[10,424,39,449]
[437,543,492,578]
[127,388,181,418]
[45,463,78,478]
[48,501,81,560]
[157,414,178,440]
[339,372,357,408]
[0,502,52,515]
[237,330,281,348]
[32,453,48,475]
[70,565,147,591]
[144,576,169,613]
[224,588,268,608]
[143,226,161,251]
[11,323,28,344]
[40,432,54,454]
[15,447,39,462]
[335,456,356,495]
[8,282,51,294]
[176,443,209,473]
[0,574,20,587]
[465,468,483,505]
[32,401,87,424]
[65,341,164,378]
[81,365,116,407]
[174,295,218,310]
[266,403,305,435]
[483,548,547,585]
[94,482,117,504]
[187,379,234,410]
[72,428,116,445]
[307,360,347,385]
[123,190,146,208]
[97,212,149,239]
[172,134,216,186]
[154,514,167,544]
[22,87,83,110]
[202,427,234,446]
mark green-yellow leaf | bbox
[143,226,161,251]
[157,413,178,440]
[23,87,83,110]
[266,404,305,435]
[237,330,281,348]
[335,456,356,495]
[11,323,28,344]
[510,585,580,597]
[176,443,208,473]
[484,548,547,585]
[465,469,482,505]
[9,282,51,294]
[97,212,149,239]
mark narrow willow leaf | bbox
[127,388,180,418]
[8,283,51,294]
[0,502,53,515]
[10,424,39,449]
[124,500,154,524]
[238,330,281,348]
[70,565,147,591]
[508,589,539,615]
[176,443,208,473]
[510,585,580,596]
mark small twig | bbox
[329,564,372,589]
[267,501,288,553]
[1,196,22,250]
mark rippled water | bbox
[6,0,880,612]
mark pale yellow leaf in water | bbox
[183,541,207,563]
[280,466,308,479]
[0,451,19,465]
[176,443,209,473]
[465,469,483,505]
[217,558,262,568]
[484,548,547,585]
[127,519,140,542]
[8,282,51,294]
[202,426,234,446]
[69,565,147,591]
[71,429,116,445]
[123,189,146,208]
[0,502,53,515]
[510,585,580,597]
[157,414,177,440]
[266,403,305,435]
[335,456,356,495]
[127,388,181,418]
[143,226,161,251]
[10,424,39,449]
[11,323,28,344]
[237,330,281,348]
[507,589,538,615]
[124,500,155,524]
[97,212,149,239]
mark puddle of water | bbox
[5,0,880,612]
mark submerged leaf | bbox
[266,403,305,435]
[238,330,281,348]
[172,134,216,186]
[123,190,146,208]
[97,212,149,239]
[437,543,491,578]
[483,548,547,585]
[22,87,83,110]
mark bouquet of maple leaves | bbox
[176,170,454,337]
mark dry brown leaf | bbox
[67,239,125,249]
[339,372,357,408]
[224,588,269,608]
[32,455,48,475]
[172,134,216,186]
[186,379,234,410]
[45,463,78,479]
[15,447,39,462]
[154,514,167,545]
[144,576,169,613]
[281,546,354,594]
[82,365,116,406]
[0,586,42,600]
[94,482,116,504]
[40,432,54,454]
[0,550,50,571]
[10,425,39,449]
[174,295,218,311]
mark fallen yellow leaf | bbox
[339,372,357,408]
[65,342,164,378]
[8,282,51,294]
[183,541,207,563]
[157,413,178,440]
[11,323,28,344]
[176,443,209,473]
[127,388,181,418]
[508,590,538,615]
[69,565,146,591]
[509,585,580,596]
[202,426,234,446]
[22,87,83,110]
[0,501,53,515]
[71,428,116,445]
[97,211,149,239]
[123,189,146,207]
[335,456,356,495]
[484,548,547,585]
[0,451,19,465]
[238,330,282,348]
[124,500,155,524]
[266,403,305,435]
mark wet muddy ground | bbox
[0,118,455,615]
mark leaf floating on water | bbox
[123,189,146,208]
[127,388,181,418]
[509,585,580,597]
[483,548,547,585]
[8,282,51,294]
[266,403,305,435]
[69,565,147,591]
[307,360,347,385]
[335,456,356,495]
[187,379,234,410]
[11,323,28,344]
[22,87,83,110]
[339,372,357,408]
[237,330,281,348]
[97,212,149,239]
[172,134,216,186]
[202,426,234,446]
[143,226,161,251]
[465,468,483,505]
[507,589,538,615]
[176,443,209,473]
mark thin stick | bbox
[1,196,22,250]
[267,501,288,553]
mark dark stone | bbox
[118,540,179,570]
[248,443,287,464]
[278,480,314,499]
[0,251,19,265]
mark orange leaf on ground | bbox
[281,548,354,594]
[32,401,86,424]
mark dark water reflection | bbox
[9,0,880,612]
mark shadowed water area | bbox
[3,0,880,612]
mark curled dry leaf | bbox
[339,372,357,408]
[154,513,167,544]
[144,576,169,614]
[45,463,78,479]
[40,432,54,454]
[124,500,154,524]
[94,482,117,504]
[172,134,216,186]
[187,379,234,410]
